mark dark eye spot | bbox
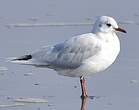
[106,23,111,27]
[99,24,102,27]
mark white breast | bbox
[82,33,120,75]
[56,33,120,77]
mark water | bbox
[0,0,139,110]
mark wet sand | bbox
[0,0,139,110]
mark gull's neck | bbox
[95,32,115,40]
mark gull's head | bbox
[92,16,126,34]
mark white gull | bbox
[11,16,126,98]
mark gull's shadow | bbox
[80,97,88,110]
[80,96,95,110]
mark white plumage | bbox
[11,16,126,78]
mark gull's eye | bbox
[106,23,111,27]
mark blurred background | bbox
[0,0,139,110]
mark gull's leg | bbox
[80,76,88,98]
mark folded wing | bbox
[32,33,101,69]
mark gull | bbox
[11,16,126,98]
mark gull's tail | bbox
[9,55,33,65]
[12,55,32,61]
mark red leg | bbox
[80,76,88,98]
